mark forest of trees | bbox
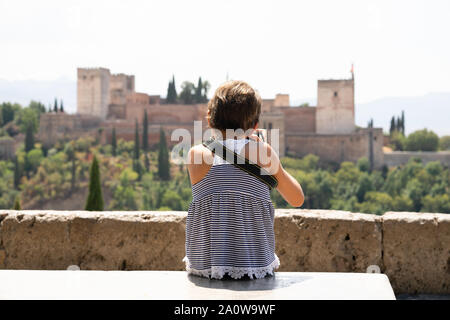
[0,100,449,214]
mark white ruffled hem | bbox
[182,255,280,280]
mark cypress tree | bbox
[166,75,178,104]
[166,81,172,103]
[25,124,34,152]
[53,98,58,112]
[142,111,149,152]
[14,156,20,190]
[396,117,401,134]
[134,119,140,160]
[84,155,104,211]
[157,128,170,180]
[144,152,150,172]
[401,110,405,135]
[13,196,21,210]
[171,75,177,101]
[195,77,203,103]
[390,116,395,135]
[60,100,64,112]
[111,127,117,157]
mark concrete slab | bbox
[0,271,396,300]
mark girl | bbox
[183,80,304,280]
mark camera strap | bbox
[202,137,278,190]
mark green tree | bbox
[405,178,424,212]
[28,100,46,115]
[158,128,170,180]
[405,129,439,151]
[390,131,406,151]
[16,107,39,134]
[59,100,64,112]
[392,195,414,211]
[389,116,396,135]
[356,192,393,215]
[195,77,203,103]
[179,81,195,104]
[111,127,117,156]
[144,152,150,172]
[439,135,450,151]
[14,156,21,190]
[26,149,43,173]
[134,119,140,160]
[357,157,370,172]
[53,98,58,112]
[13,196,21,210]
[401,110,405,135]
[396,117,401,134]
[142,110,149,152]
[356,173,374,202]
[1,102,16,125]
[166,75,178,103]
[160,189,183,211]
[422,194,450,213]
[85,155,104,211]
[25,123,35,152]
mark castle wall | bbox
[0,137,15,160]
[279,106,316,134]
[110,73,135,93]
[125,103,208,124]
[273,94,290,107]
[316,79,355,134]
[1,210,449,295]
[286,128,384,168]
[259,112,285,157]
[38,113,102,147]
[262,99,274,113]
[77,68,111,119]
[384,151,450,167]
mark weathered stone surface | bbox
[0,209,449,295]
[382,212,450,294]
[0,211,186,271]
[275,209,382,273]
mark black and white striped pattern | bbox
[184,163,280,279]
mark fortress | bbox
[38,67,384,168]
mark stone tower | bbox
[315,73,355,134]
[77,68,111,119]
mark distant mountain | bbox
[356,92,450,137]
[0,78,76,113]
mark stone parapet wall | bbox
[384,151,450,167]
[0,210,448,295]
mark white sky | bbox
[1,0,450,103]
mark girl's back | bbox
[183,138,280,279]
[184,80,304,280]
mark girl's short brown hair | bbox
[207,80,262,131]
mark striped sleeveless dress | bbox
[183,138,280,279]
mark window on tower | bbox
[334,91,338,97]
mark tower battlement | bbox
[77,68,135,119]
[316,77,355,134]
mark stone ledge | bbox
[0,270,396,300]
[0,209,449,295]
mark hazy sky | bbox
[1,0,450,103]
